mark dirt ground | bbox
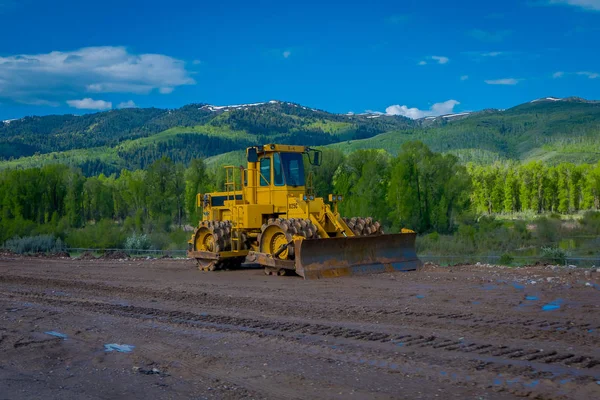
[0,255,599,400]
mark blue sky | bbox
[0,0,599,120]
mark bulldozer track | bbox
[1,288,599,383]
[0,274,596,340]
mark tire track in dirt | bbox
[1,274,596,342]
[2,290,598,384]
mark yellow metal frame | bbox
[188,143,354,260]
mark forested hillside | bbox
[0,101,412,175]
[2,97,600,175]
[330,97,600,164]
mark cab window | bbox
[281,152,305,186]
[273,153,284,186]
[260,157,271,186]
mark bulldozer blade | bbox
[294,233,421,280]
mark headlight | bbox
[303,195,308,201]
[338,195,343,201]
[309,195,315,201]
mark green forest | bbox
[2,141,600,263]
[0,101,411,175]
[3,97,600,177]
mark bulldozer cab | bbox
[245,145,321,207]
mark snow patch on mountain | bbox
[531,97,562,103]
[201,102,271,111]
[442,112,471,118]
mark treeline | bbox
[0,158,211,248]
[3,141,600,252]
[469,162,600,214]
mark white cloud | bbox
[460,75,469,81]
[67,98,112,110]
[577,71,599,78]
[485,78,520,85]
[385,100,460,119]
[0,46,195,105]
[481,51,503,57]
[282,50,291,58]
[159,87,174,94]
[419,56,449,65]
[117,100,137,108]
[431,55,449,64]
[552,71,598,79]
[548,0,600,11]
[192,60,202,65]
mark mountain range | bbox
[1,97,599,175]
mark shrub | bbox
[540,246,568,265]
[580,211,600,235]
[4,235,65,254]
[499,253,514,265]
[124,233,152,251]
[535,217,560,245]
[149,231,170,250]
[169,229,189,249]
[428,231,440,242]
[66,219,125,249]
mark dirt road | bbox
[1,255,599,399]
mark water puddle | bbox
[104,343,135,353]
[525,295,539,301]
[542,299,563,311]
[45,331,68,339]
[523,380,540,388]
[415,294,425,299]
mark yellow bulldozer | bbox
[187,144,421,279]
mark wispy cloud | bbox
[0,46,195,105]
[418,55,449,65]
[485,78,520,85]
[547,0,600,11]
[282,50,291,59]
[67,98,112,110]
[468,29,512,42]
[576,71,599,78]
[481,51,504,57]
[117,100,137,108]
[385,100,460,119]
[431,56,449,64]
[460,75,469,81]
[553,70,599,79]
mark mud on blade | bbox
[294,233,421,280]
